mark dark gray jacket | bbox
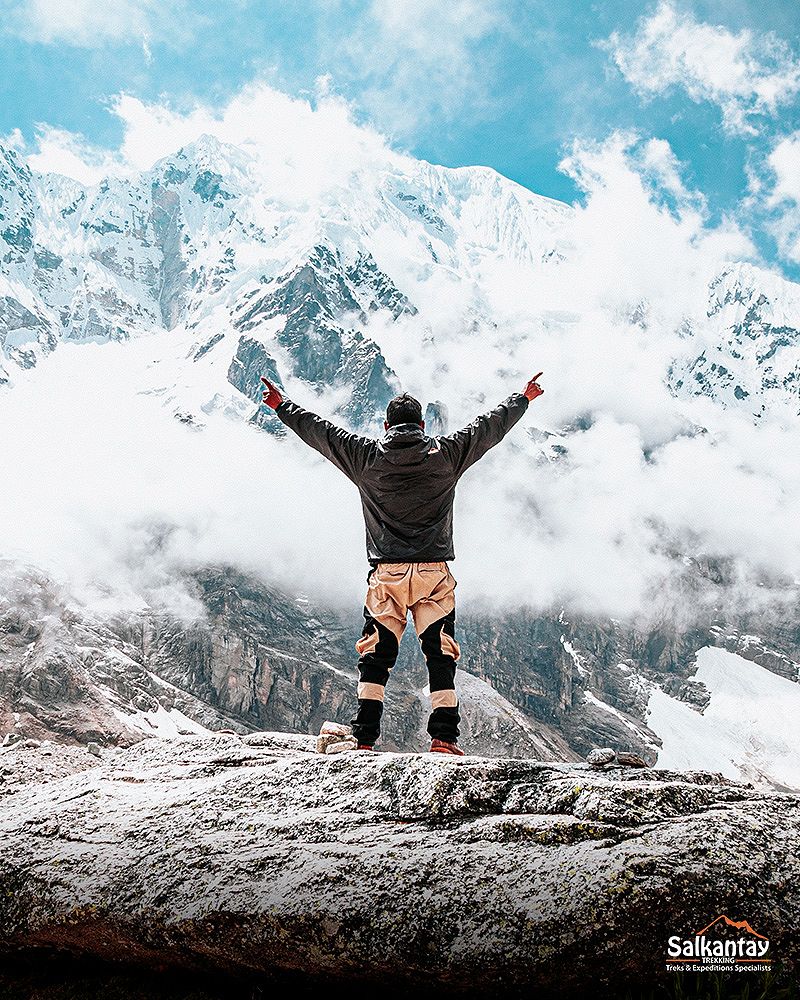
[275,392,529,564]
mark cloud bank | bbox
[20,83,405,200]
[2,82,799,627]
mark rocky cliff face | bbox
[0,565,576,761]
[4,562,800,785]
[0,565,249,748]
[669,262,800,418]
[0,733,797,998]
[227,244,408,427]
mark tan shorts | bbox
[356,561,460,659]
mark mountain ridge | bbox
[3,135,799,420]
[2,134,800,785]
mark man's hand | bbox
[260,376,283,409]
[524,372,544,402]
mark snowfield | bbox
[648,646,800,791]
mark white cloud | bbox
[24,126,124,184]
[762,131,800,264]
[557,131,754,322]
[332,0,509,137]
[7,0,187,48]
[5,303,799,624]
[603,1,800,135]
[0,339,368,615]
[767,132,800,204]
[20,83,408,203]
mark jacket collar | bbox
[382,422,426,446]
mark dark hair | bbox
[386,393,423,427]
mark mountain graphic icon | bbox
[695,915,768,940]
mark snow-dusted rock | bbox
[670,262,800,418]
[0,734,797,995]
[0,565,249,748]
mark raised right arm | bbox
[438,374,543,479]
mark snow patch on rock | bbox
[648,646,800,790]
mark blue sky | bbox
[2,0,800,275]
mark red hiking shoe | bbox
[430,739,465,756]
[357,744,375,751]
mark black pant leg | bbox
[418,608,460,743]
[350,608,400,746]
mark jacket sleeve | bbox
[275,399,373,482]
[439,392,529,479]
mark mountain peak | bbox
[149,132,248,182]
[182,132,225,160]
[0,140,32,185]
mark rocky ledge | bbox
[0,734,798,998]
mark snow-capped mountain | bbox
[670,262,800,418]
[2,135,799,422]
[2,134,800,787]
[0,134,569,426]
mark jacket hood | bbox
[378,423,438,466]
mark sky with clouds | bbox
[2,1,800,621]
[1,1,799,276]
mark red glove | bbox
[260,377,283,409]
[524,372,544,402]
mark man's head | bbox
[385,393,424,431]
